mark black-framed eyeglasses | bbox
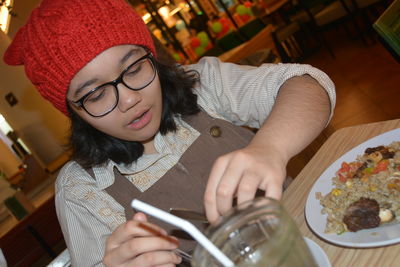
[70,53,156,117]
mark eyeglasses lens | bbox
[123,58,155,89]
[83,57,155,117]
[83,85,117,117]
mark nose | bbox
[117,83,142,113]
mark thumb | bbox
[133,212,148,222]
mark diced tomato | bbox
[336,162,357,182]
[346,172,355,179]
[349,162,362,172]
[397,165,400,171]
[373,160,389,174]
[338,172,347,183]
[339,162,350,173]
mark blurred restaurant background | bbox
[0,0,399,266]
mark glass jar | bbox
[192,197,317,267]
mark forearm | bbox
[249,75,332,163]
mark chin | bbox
[135,133,156,143]
[135,126,159,143]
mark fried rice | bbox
[316,141,400,234]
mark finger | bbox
[215,160,245,215]
[133,251,181,266]
[204,156,230,223]
[107,236,179,265]
[133,212,147,222]
[265,182,283,200]
[107,220,168,251]
[236,173,261,205]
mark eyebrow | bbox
[73,48,142,98]
[73,78,98,98]
[121,48,140,65]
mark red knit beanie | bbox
[3,0,155,116]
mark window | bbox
[0,0,13,33]
[0,114,13,134]
[0,114,31,156]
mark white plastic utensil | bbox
[131,199,234,267]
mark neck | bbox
[143,139,157,154]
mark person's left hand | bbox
[204,144,287,223]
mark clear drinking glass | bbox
[192,197,317,267]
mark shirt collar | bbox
[93,116,199,190]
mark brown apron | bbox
[86,111,254,253]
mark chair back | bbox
[373,0,400,62]
[238,18,266,40]
[272,22,305,62]
[202,45,225,57]
[298,0,354,25]
[216,31,245,51]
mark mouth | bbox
[127,109,152,130]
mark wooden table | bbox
[282,119,400,266]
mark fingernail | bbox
[170,243,178,250]
[170,236,179,246]
[167,237,179,248]
[160,229,168,236]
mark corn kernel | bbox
[345,180,353,188]
[388,183,397,190]
[332,189,341,196]
[369,185,377,192]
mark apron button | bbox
[210,126,222,137]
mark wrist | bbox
[248,138,290,167]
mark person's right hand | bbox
[103,212,182,266]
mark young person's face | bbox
[67,45,162,144]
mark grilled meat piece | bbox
[364,146,395,159]
[343,197,380,232]
[380,148,395,159]
[353,162,369,178]
[365,146,385,155]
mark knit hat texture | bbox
[3,0,155,115]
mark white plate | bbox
[304,237,331,267]
[305,128,400,248]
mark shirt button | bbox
[210,126,222,137]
